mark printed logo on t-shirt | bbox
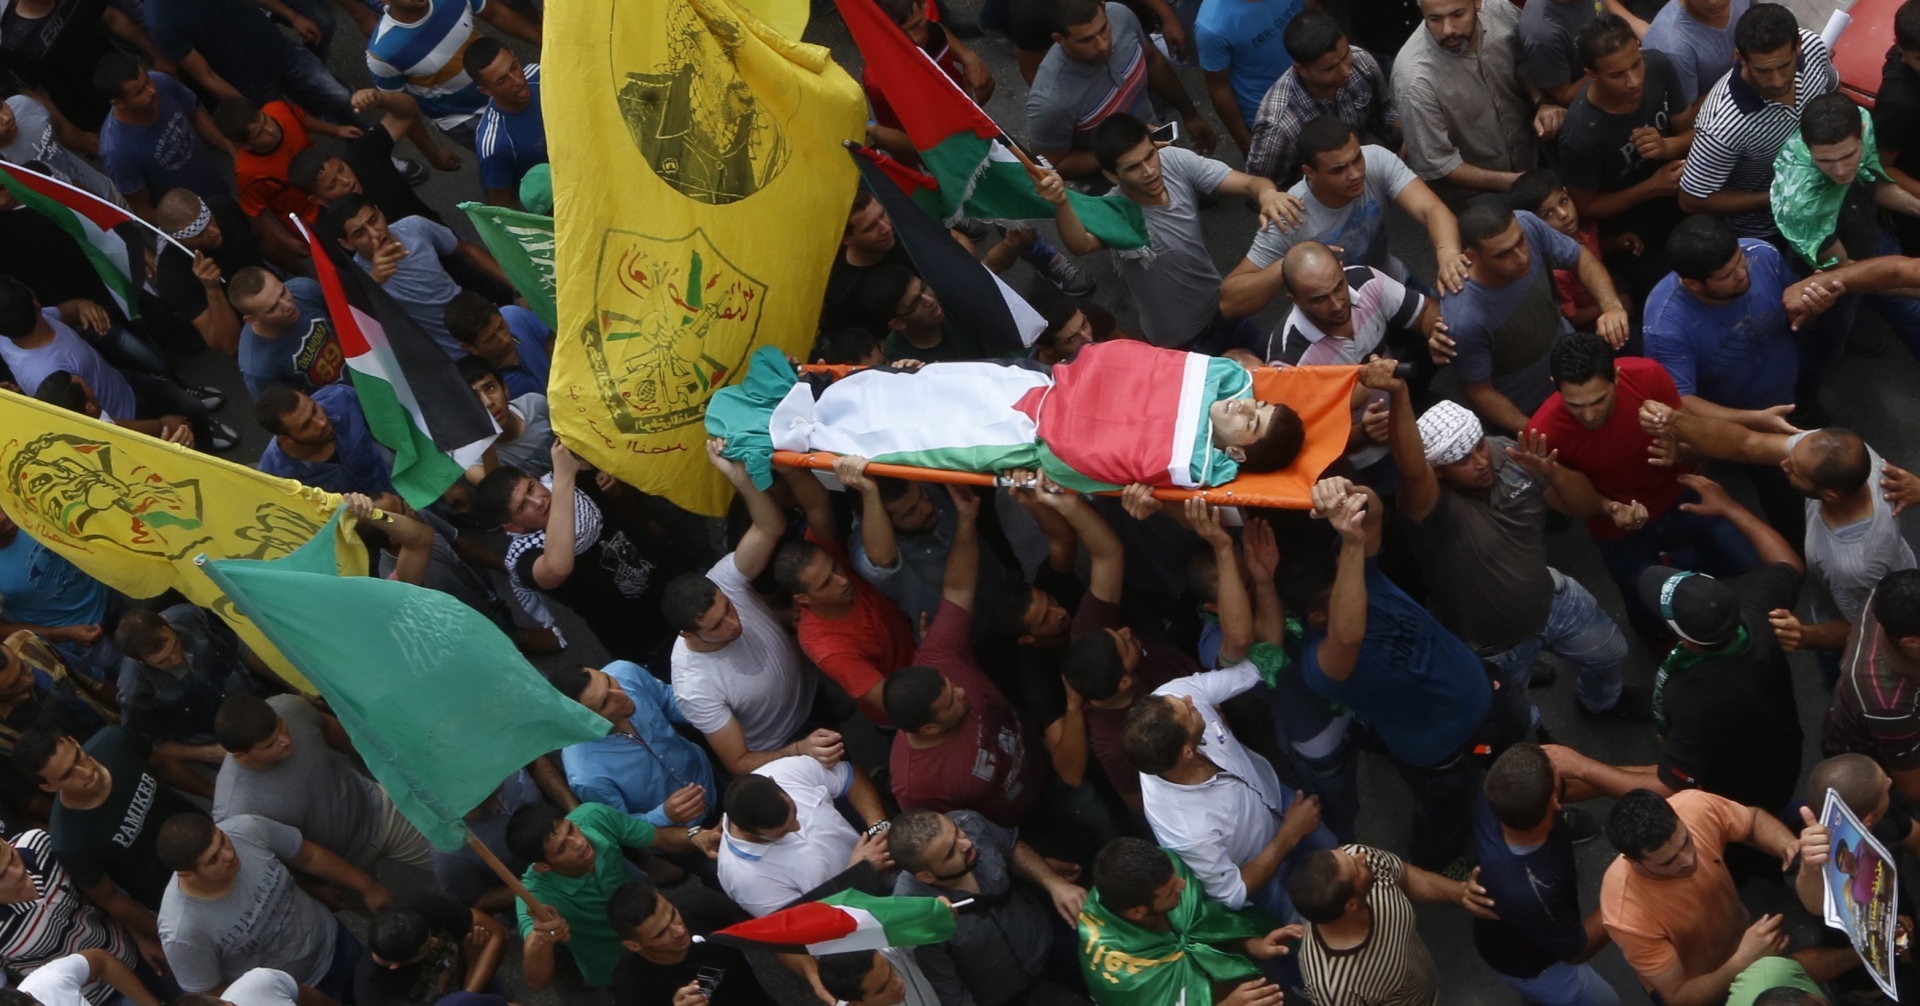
[112,772,160,850]
[150,112,198,172]
[292,320,344,386]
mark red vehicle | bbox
[1834,0,1903,106]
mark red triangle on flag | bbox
[833,0,1000,152]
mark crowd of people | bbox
[0,0,1918,1003]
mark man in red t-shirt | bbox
[1528,333,1757,640]
[773,466,916,724]
[213,95,361,270]
[884,486,1049,829]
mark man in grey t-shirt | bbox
[1223,118,1468,322]
[320,194,514,360]
[211,694,432,874]
[1038,113,1302,352]
[1646,411,1919,674]
[1431,197,1628,432]
[0,96,119,204]
[156,812,390,998]
[1643,0,1752,104]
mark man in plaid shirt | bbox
[1247,11,1398,185]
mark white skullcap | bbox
[1417,401,1483,468]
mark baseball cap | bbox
[519,163,553,216]
[1638,566,1740,645]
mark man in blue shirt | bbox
[228,269,344,401]
[444,292,552,399]
[320,195,514,359]
[255,383,398,497]
[1290,476,1503,873]
[465,38,546,209]
[366,0,540,149]
[1196,0,1306,157]
[1472,744,1617,1006]
[93,56,231,221]
[550,662,715,830]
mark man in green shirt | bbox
[505,801,720,991]
[1078,838,1299,1006]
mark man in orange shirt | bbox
[212,96,362,270]
[1598,789,1820,1006]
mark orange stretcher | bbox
[772,362,1361,509]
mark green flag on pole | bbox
[198,511,610,851]
[459,202,558,330]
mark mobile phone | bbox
[1149,120,1180,144]
[695,966,727,999]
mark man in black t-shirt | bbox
[357,890,507,1006]
[1547,475,1805,816]
[14,723,196,972]
[1559,16,1692,283]
[153,191,262,357]
[822,191,916,333]
[608,878,770,1006]
[1879,3,1920,253]
[287,89,448,228]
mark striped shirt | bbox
[367,0,489,131]
[1678,29,1837,236]
[1825,586,1920,770]
[1299,845,1437,1006]
[1246,46,1397,185]
[476,62,547,191]
[0,830,134,1006]
[1025,2,1153,152]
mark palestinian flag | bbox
[852,149,1042,352]
[705,890,956,955]
[0,162,157,317]
[833,0,1148,249]
[296,217,496,508]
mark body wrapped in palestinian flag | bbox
[706,340,1274,493]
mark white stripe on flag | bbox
[990,271,1046,347]
[1167,352,1208,488]
[346,305,494,467]
[70,213,133,317]
[806,906,889,957]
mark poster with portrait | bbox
[1822,787,1899,999]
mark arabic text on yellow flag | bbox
[545,0,867,517]
[0,391,366,692]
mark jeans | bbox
[273,0,338,55]
[1394,749,1484,871]
[1593,505,1759,639]
[89,324,171,378]
[317,918,365,1004]
[1499,962,1622,1006]
[262,46,357,124]
[1482,569,1630,714]
[124,372,214,447]
[1286,737,1361,843]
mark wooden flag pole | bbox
[467,832,563,926]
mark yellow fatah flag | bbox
[0,391,366,692]
[545,0,867,517]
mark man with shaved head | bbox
[1639,405,1916,681]
[152,189,268,356]
[1254,241,1447,483]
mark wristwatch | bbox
[686,825,705,842]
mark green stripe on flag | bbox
[460,202,558,329]
[0,171,138,316]
[920,134,1147,250]
[346,352,466,508]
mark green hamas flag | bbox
[459,202,558,329]
[1077,852,1276,1006]
[199,512,610,851]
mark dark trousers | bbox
[125,372,214,448]
[316,919,365,1004]
[1593,505,1760,639]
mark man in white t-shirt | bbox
[15,950,157,1006]
[142,967,299,1006]
[663,441,839,776]
[716,756,893,918]
[1222,118,1468,321]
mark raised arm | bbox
[530,443,580,589]
[1187,499,1253,665]
[1675,474,1803,572]
[709,439,786,578]
[1394,179,1469,294]
[1311,477,1375,682]
[1033,168,1104,256]
[778,464,838,544]
[1028,475,1122,603]
[941,485,981,612]
[1640,399,1792,466]
[1572,245,1630,348]
[833,456,899,573]
[1372,360,1438,520]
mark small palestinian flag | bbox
[0,162,158,317]
[705,890,955,955]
